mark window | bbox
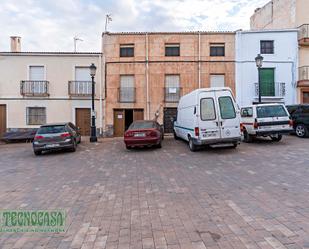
[29,66,44,81]
[200,98,216,121]
[210,43,225,56]
[241,107,253,117]
[256,105,288,118]
[120,44,134,57]
[260,40,274,54]
[165,44,180,56]
[219,97,236,119]
[27,107,46,125]
[120,75,135,102]
[210,75,225,87]
[165,75,180,102]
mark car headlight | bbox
[65,138,71,142]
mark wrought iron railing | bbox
[299,66,309,81]
[298,24,309,41]
[68,81,92,96]
[254,82,285,97]
[118,87,136,103]
[20,81,49,96]
[164,87,182,102]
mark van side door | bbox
[198,92,221,140]
[215,91,241,139]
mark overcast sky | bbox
[0,0,269,52]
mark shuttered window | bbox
[27,107,46,125]
[165,75,180,102]
[260,40,274,54]
[210,43,225,56]
[120,44,134,57]
[120,75,135,102]
[75,67,91,81]
[210,75,225,87]
[74,67,92,95]
[29,66,44,81]
[165,44,180,56]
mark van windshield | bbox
[256,105,288,118]
[37,125,66,134]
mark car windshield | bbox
[257,105,288,118]
[129,122,155,130]
[37,125,66,134]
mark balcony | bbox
[68,81,92,97]
[118,87,136,103]
[164,87,182,102]
[254,82,285,101]
[20,81,49,97]
[298,24,309,45]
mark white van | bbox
[173,87,241,151]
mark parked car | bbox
[241,103,293,142]
[33,122,81,155]
[286,104,309,138]
[124,120,164,149]
[173,87,241,152]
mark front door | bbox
[0,105,6,138]
[163,108,177,133]
[260,68,275,96]
[75,108,91,136]
[114,110,125,137]
[215,91,240,139]
[198,92,221,140]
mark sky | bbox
[0,0,270,52]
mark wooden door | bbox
[75,108,91,136]
[303,91,309,103]
[0,105,6,138]
[260,68,275,96]
[114,109,125,137]
[133,109,144,121]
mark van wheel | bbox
[174,131,179,140]
[231,143,238,148]
[188,138,198,152]
[295,124,308,138]
[243,130,253,143]
[270,134,282,142]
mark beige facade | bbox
[0,51,103,136]
[251,0,309,103]
[102,32,236,136]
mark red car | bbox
[124,120,164,149]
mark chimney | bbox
[10,36,21,52]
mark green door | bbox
[260,68,275,96]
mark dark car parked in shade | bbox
[124,120,164,149]
[286,104,309,138]
[33,122,81,155]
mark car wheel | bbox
[157,141,162,149]
[270,134,282,142]
[174,131,179,140]
[243,130,253,143]
[70,140,77,152]
[295,124,308,138]
[126,145,132,150]
[34,150,42,156]
[188,137,198,152]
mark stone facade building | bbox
[102,31,236,136]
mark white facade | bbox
[235,29,298,107]
[0,52,103,135]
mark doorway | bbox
[0,105,6,138]
[260,68,275,96]
[113,109,144,137]
[75,108,91,136]
[163,107,177,133]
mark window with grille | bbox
[165,75,180,102]
[260,40,274,54]
[165,44,180,56]
[210,43,225,56]
[120,44,134,57]
[120,75,135,102]
[27,107,46,125]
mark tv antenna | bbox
[74,36,83,52]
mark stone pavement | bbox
[0,136,308,249]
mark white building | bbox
[235,29,298,107]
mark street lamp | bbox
[89,63,97,142]
[255,54,264,103]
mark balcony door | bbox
[260,68,275,96]
[75,67,91,95]
[29,66,45,94]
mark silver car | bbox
[33,122,81,155]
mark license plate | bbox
[45,144,60,148]
[134,133,145,137]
